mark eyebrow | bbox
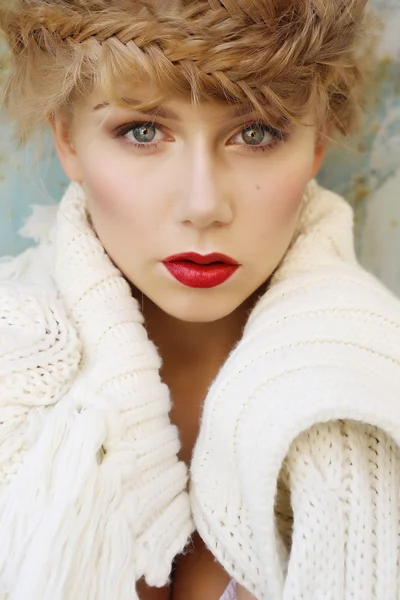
[93,101,179,120]
[93,100,257,120]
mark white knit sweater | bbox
[1,180,400,600]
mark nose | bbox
[176,146,234,230]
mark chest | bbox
[166,370,212,464]
[137,374,232,598]
[135,375,261,600]
[136,368,256,599]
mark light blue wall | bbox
[0,130,67,255]
[1,0,399,292]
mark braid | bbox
[0,0,370,143]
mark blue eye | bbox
[230,122,287,152]
[241,123,272,146]
[114,119,288,154]
[128,124,157,144]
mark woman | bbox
[0,1,399,599]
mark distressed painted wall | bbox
[1,0,399,294]
[318,0,400,295]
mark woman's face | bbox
[53,83,325,323]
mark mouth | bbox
[162,252,240,288]
[163,252,239,266]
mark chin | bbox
[160,298,239,324]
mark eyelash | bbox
[114,120,289,153]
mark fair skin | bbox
[51,81,326,600]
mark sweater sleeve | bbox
[281,419,400,600]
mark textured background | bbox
[1,0,399,294]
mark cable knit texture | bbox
[1,180,400,600]
[0,185,193,600]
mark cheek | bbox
[74,148,165,273]
[271,174,308,226]
[81,158,140,221]
[238,148,315,270]
[252,166,310,233]
[239,133,316,235]
[77,148,163,239]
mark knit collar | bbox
[4,179,400,600]
[53,182,194,589]
[46,178,324,588]
[189,185,400,596]
[53,180,400,598]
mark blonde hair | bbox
[0,0,370,145]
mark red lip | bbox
[162,252,240,288]
[164,252,238,265]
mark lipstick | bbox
[163,252,239,289]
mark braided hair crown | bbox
[1,0,370,144]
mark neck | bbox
[140,292,260,374]
[136,290,265,464]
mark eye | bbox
[228,122,288,153]
[237,123,276,146]
[244,124,272,145]
[124,123,160,144]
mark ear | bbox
[48,110,83,183]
